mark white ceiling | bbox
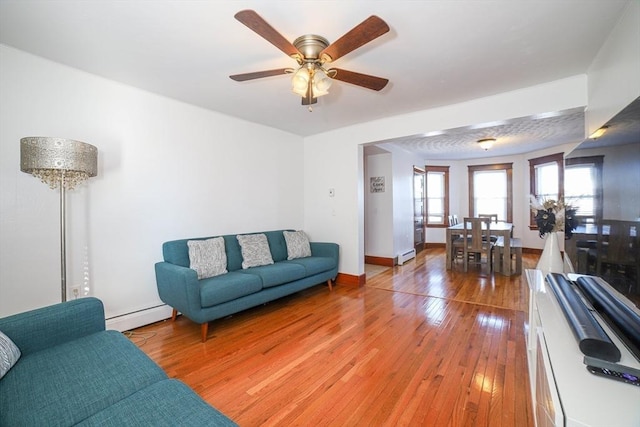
[0,1,633,159]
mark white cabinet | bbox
[526,269,640,427]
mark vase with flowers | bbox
[530,196,578,275]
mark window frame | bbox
[528,153,564,229]
[425,165,450,228]
[468,163,513,223]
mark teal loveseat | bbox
[0,297,236,426]
[155,230,339,342]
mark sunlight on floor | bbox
[364,264,390,278]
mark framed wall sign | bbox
[370,176,385,193]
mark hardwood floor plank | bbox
[130,247,535,426]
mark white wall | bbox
[390,146,421,259]
[586,0,640,134]
[0,45,305,326]
[364,152,394,257]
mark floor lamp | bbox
[20,137,98,302]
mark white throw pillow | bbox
[237,233,274,269]
[283,230,312,260]
[0,330,21,379]
[187,237,228,279]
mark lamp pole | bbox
[60,172,67,302]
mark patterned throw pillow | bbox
[187,237,228,279]
[0,330,21,379]
[283,230,312,260]
[237,233,274,269]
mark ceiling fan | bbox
[230,10,390,110]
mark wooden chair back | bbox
[478,213,498,223]
[462,217,492,272]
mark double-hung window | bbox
[468,163,513,222]
[529,153,564,228]
[425,166,449,227]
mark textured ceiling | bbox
[0,0,635,159]
[379,108,586,160]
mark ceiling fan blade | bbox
[320,16,389,63]
[330,68,389,91]
[235,10,301,59]
[229,68,290,81]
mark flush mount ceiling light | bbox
[477,138,496,150]
[230,10,390,111]
[589,126,609,139]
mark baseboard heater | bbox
[106,304,173,332]
[397,249,416,265]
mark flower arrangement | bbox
[530,195,578,240]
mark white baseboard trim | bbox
[106,304,173,332]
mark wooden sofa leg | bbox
[171,309,177,322]
[201,323,209,343]
[327,279,333,291]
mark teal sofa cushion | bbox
[200,271,262,308]
[285,256,336,276]
[0,297,105,356]
[77,379,236,426]
[240,262,306,288]
[0,330,167,426]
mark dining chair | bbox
[478,214,499,242]
[449,214,465,263]
[478,213,498,223]
[462,217,493,273]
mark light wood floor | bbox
[131,247,537,426]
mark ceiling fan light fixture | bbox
[291,67,310,93]
[313,68,333,92]
[291,65,332,99]
[477,138,496,150]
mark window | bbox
[468,163,513,222]
[529,153,564,228]
[425,166,449,227]
[565,156,603,224]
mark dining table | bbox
[446,221,514,275]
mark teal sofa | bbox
[155,230,339,341]
[0,297,236,426]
